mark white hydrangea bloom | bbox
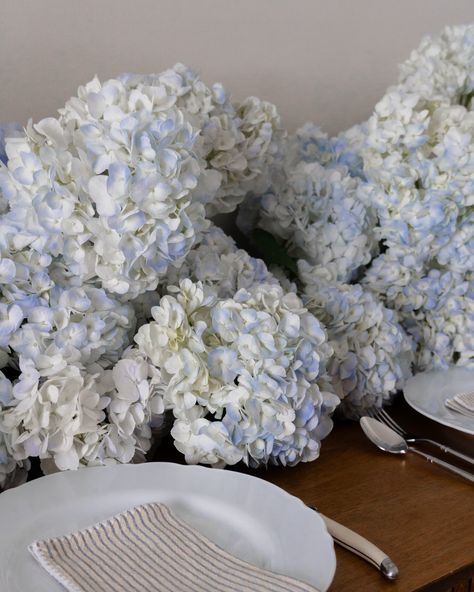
[364,94,474,272]
[121,67,285,216]
[361,78,474,370]
[0,79,208,299]
[405,271,474,371]
[163,224,280,297]
[77,349,165,468]
[0,359,109,469]
[8,285,134,370]
[0,436,30,491]
[365,261,474,371]
[397,24,474,106]
[0,349,165,472]
[302,280,413,418]
[0,66,283,298]
[258,160,378,283]
[0,370,30,490]
[236,121,368,238]
[0,218,53,315]
[286,122,368,179]
[135,279,339,467]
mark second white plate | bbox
[404,367,474,435]
[0,462,336,591]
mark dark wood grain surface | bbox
[154,396,474,592]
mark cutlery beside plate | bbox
[360,416,474,484]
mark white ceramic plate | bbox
[404,367,474,435]
[0,462,336,592]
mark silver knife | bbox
[310,506,399,580]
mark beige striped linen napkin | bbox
[29,502,320,592]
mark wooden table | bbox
[154,396,474,591]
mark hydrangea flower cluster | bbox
[303,281,413,418]
[360,30,474,370]
[259,160,378,284]
[238,24,473,406]
[163,223,280,298]
[237,123,409,415]
[397,24,474,106]
[286,122,368,179]
[0,64,332,487]
[0,228,165,480]
[134,279,338,467]
[0,64,283,300]
[239,121,378,284]
[1,24,472,484]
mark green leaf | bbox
[251,229,298,276]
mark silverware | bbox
[309,506,399,580]
[360,416,474,484]
[367,408,474,466]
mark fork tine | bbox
[378,408,407,436]
[369,407,404,436]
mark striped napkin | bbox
[29,502,319,592]
[446,391,474,418]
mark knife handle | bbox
[320,513,399,580]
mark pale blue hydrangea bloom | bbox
[365,260,474,371]
[303,280,413,418]
[135,280,339,467]
[163,224,281,298]
[287,122,368,180]
[397,24,474,106]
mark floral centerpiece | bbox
[0,24,472,489]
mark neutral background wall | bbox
[2,1,474,135]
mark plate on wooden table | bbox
[0,462,336,592]
[404,367,474,435]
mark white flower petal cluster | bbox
[397,24,474,106]
[8,285,135,370]
[1,79,205,299]
[258,160,378,283]
[120,69,285,216]
[0,370,30,490]
[303,280,413,418]
[135,279,339,467]
[0,348,164,472]
[0,65,283,299]
[365,261,474,371]
[0,225,166,474]
[286,122,368,179]
[364,96,474,272]
[205,96,285,215]
[361,71,474,369]
[236,121,368,238]
[0,434,29,490]
[164,224,280,297]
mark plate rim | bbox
[0,461,336,591]
[403,369,474,436]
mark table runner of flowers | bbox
[0,24,472,489]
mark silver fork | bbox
[368,408,474,466]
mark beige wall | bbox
[2,0,474,134]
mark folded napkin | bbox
[29,502,319,592]
[446,391,474,418]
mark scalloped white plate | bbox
[0,462,335,591]
[404,368,474,435]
